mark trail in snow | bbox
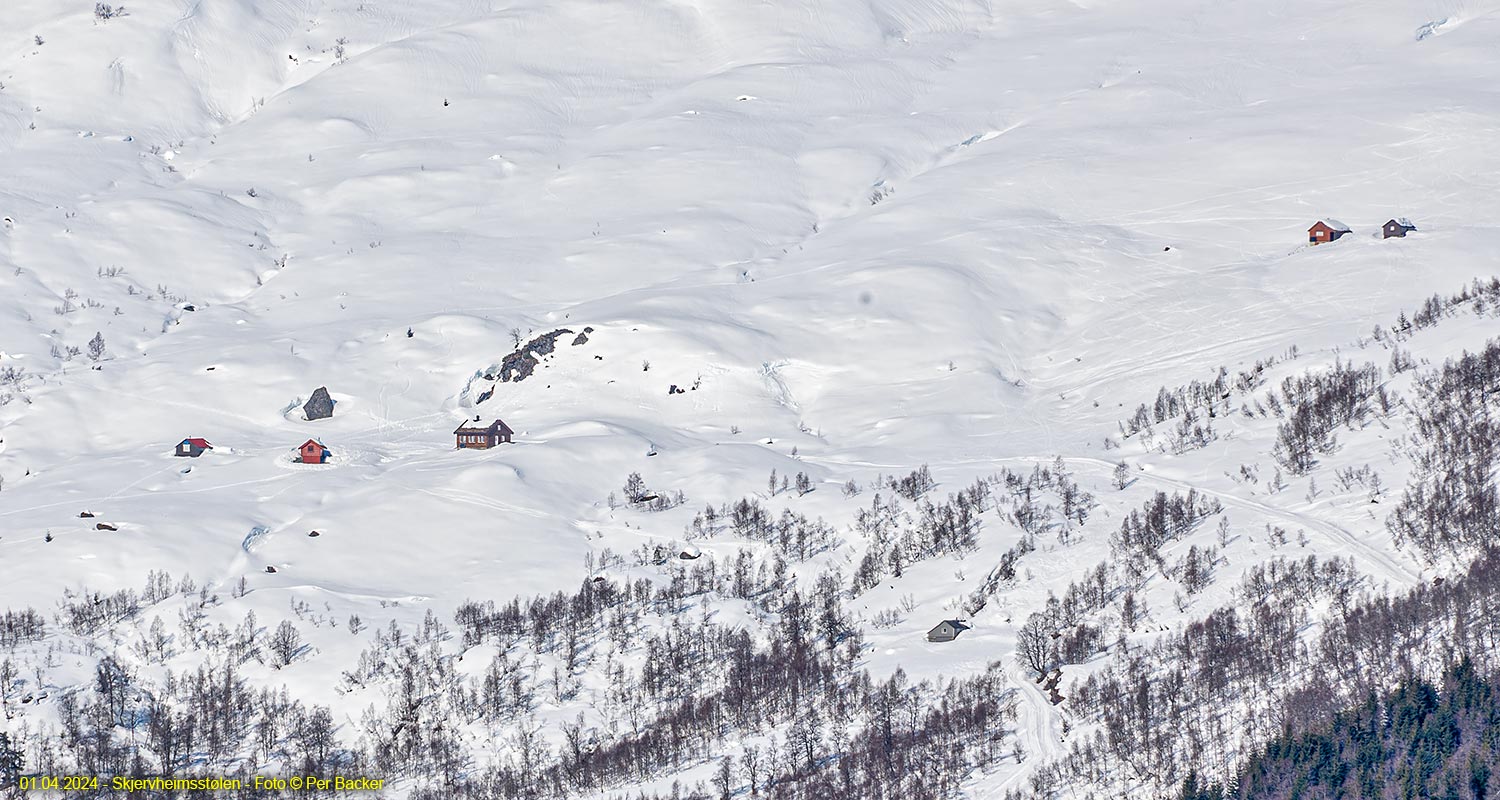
[999,664,1066,795]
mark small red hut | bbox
[1308,219,1351,245]
[297,439,331,464]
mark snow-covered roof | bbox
[453,418,513,434]
[1315,218,1351,232]
[1389,217,1416,228]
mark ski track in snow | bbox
[1000,664,1066,794]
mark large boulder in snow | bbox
[303,387,335,420]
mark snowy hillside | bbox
[2,0,1499,797]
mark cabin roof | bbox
[453,419,514,435]
[1312,219,1351,232]
[182,437,213,449]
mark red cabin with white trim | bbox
[297,439,331,464]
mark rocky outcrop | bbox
[495,329,572,383]
[303,387,334,420]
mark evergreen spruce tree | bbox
[0,731,23,785]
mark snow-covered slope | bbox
[2,0,1498,796]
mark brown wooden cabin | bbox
[1382,218,1417,239]
[455,419,514,449]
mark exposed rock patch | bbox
[494,329,573,383]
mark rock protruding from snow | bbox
[495,329,573,383]
[303,387,335,420]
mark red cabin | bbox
[297,439,331,464]
[1308,219,1351,245]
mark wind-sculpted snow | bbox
[0,0,1498,796]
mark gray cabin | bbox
[175,437,212,457]
[304,387,335,420]
[927,619,971,643]
[1382,218,1417,239]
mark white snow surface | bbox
[2,0,1499,795]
